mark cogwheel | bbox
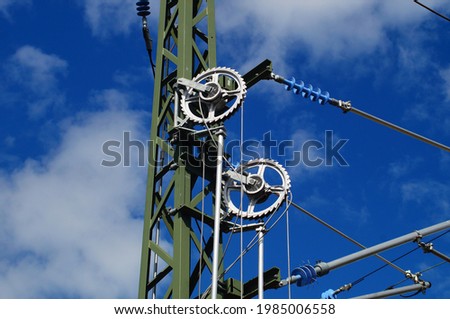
[181,67,247,124]
[222,159,291,219]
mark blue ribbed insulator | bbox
[282,77,331,105]
[291,264,317,287]
[292,80,305,94]
[284,77,296,91]
[136,1,151,17]
[317,91,330,105]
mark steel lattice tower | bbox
[138,0,220,299]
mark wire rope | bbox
[285,193,293,299]
[351,230,450,288]
[200,193,293,298]
[196,96,250,297]
[223,194,293,278]
[414,0,450,23]
[347,106,450,153]
[386,261,448,290]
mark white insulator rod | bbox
[258,226,265,299]
[316,220,450,276]
[211,129,226,299]
[352,282,431,299]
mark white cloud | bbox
[5,46,68,118]
[216,0,445,72]
[402,65,450,134]
[301,188,370,226]
[388,156,423,179]
[286,128,324,177]
[401,180,450,218]
[0,0,12,12]
[0,0,30,16]
[80,0,137,38]
[0,93,148,298]
[9,46,68,94]
[3,135,15,148]
[90,88,132,111]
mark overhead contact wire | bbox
[387,261,448,290]
[352,230,450,288]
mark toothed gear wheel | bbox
[181,67,247,124]
[223,159,291,219]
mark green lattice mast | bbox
[138,0,219,299]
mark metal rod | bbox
[425,247,450,263]
[211,129,226,299]
[352,282,431,299]
[174,90,179,127]
[257,226,265,299]
[429,249,450,263]
[349,106,450,153]
[291,202,406,274]
[316,220,450,276]
[152,124,166,299]
[272,74,450,153]
[414,0,450,23]
[152,217,160,299]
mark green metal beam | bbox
[139,0,219,299]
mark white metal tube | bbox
[152,218,160,299]
[174,90,179,127]
[211,130,225,299]
[352,282,431,299]
[258,227,265,299]
[320,220,450,275]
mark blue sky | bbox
[0,0,449,299]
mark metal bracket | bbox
[242,59,273,89]
[177,78,212,93]
[224,170,250,185]
[405,270,422,284]
[224,267,281,299]
[329,98,352,113]
[229,222,265,233]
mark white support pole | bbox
[152,217,160,299]
[257,226,265,299]
[174,90,179,127]
[212,129,226,299]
